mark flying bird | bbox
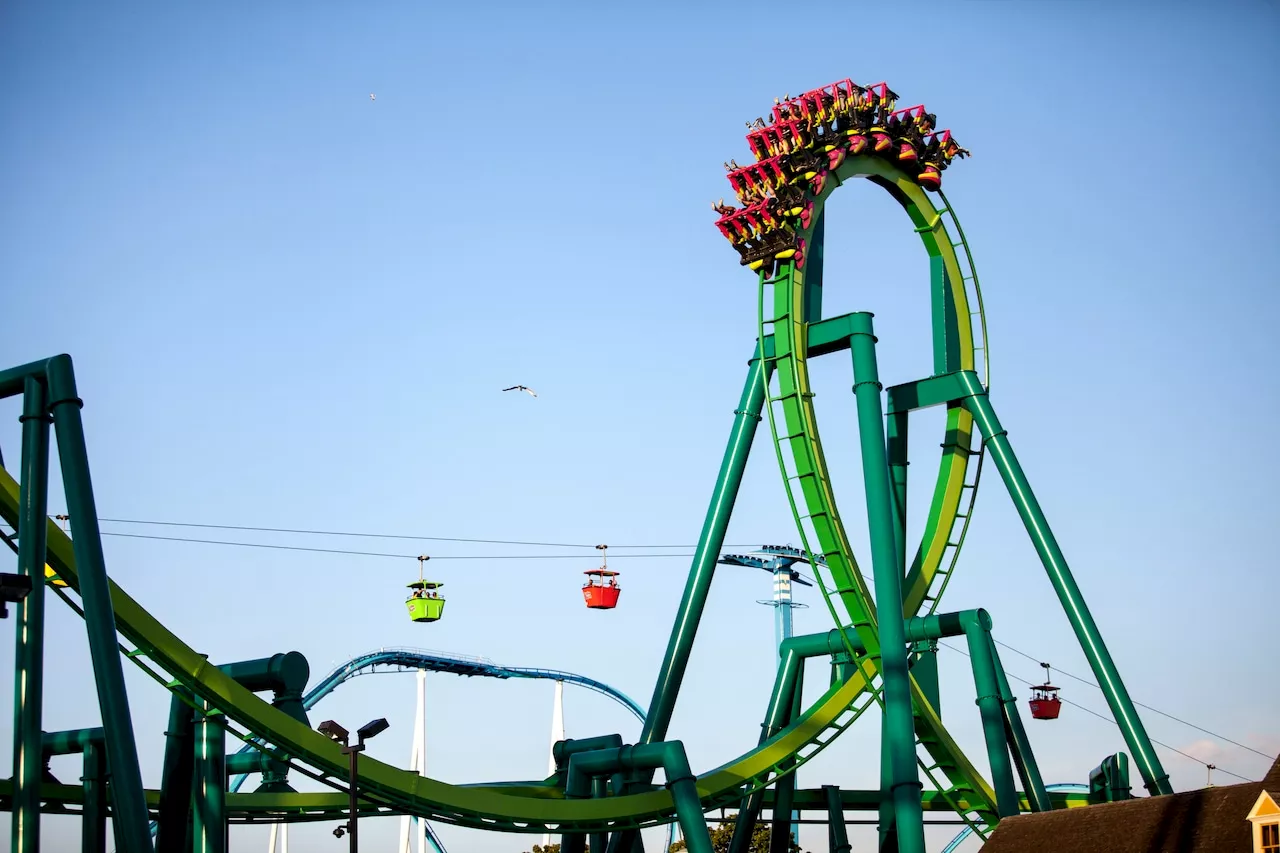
[369,93,376,102]
[502,385,538,398]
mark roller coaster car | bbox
[730,158,788,202]
[773,185,808,218]
[740,229,799,271]
[1029,683,1062,720]
[582,570,621,610]
[783,148,824,180]
[406,581,445,623]
[915,163,942,191]
[870,128,894,153]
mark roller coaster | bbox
[0,77,1175,853]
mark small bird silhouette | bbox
[502,385,538,398]
[369,93,376,102]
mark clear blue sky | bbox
[1,1,1277,851]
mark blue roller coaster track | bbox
[218,647,646,853]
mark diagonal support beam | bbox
[953,371,1172,796]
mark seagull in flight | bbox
[502,385,538,398]
[369,93,376,102]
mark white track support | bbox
[541,680,566,848]
[267,822,288,853]
[399,668,430,853]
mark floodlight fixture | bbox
[0,573,33,619]
[357,718,389,742]
[317,720,349,743]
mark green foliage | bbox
[668,815,803,853]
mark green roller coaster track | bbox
[0,80,1177,853]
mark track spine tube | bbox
[640,348,770,747]
[849,315,926,853]
[987,634,1051,812]
[12,375,49,853]
[824,785,852,853]
[956,371,1173,796]
[959,610,1019,817]
[44,354,154,852]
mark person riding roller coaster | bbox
[895,112,937,164]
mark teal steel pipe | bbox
[194,702,227,853]
[823,785,851,853]
[769,663,804,853]
[12,376,50,853]
[589,777,609,853]
[0,360,53,400]
[956,371,1173,796]
[218,652,310,790]
[640,351,771,747]
[218,652,310,723]
[559,741,623,853]
[157,691,196,852]
[553,734,624,782]
[849,314,925,853]
[730,629,864,853]
[226,751,275,775]
[959,610,1019,817]
[987,635,1050,812]
[42,727,104,755]
[888,411,909,576]
[568,743,713,853]
[45,355,154,850]
[560,830,587,853]
[912,641,941,718]
[83,741,107,853]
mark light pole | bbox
[718,545,816,850]
[319,717,390,852]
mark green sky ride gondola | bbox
[406,555,444,623]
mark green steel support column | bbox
[878,725,892,850]
[849,315,925,853]
[802,211,825,324]
[987,634,1051,812]
[590,777,609,853]
[12,376,50,853]
[957,371,1173,796]
[887,411,909,577]
[930,263,961,376]
[912,641,941,718]
[729,632,849,853]
[641,350,772,746]
[567,744,713,853]
[157,691,196,853]
[960,611,1019,817]
[769,664,804,853]
[82,742,107,853]
[44,354,154,849]
[193,702,227,853]
[823,785,851,853]
[614,352,771,853]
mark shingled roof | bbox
[980,755,1280,853]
